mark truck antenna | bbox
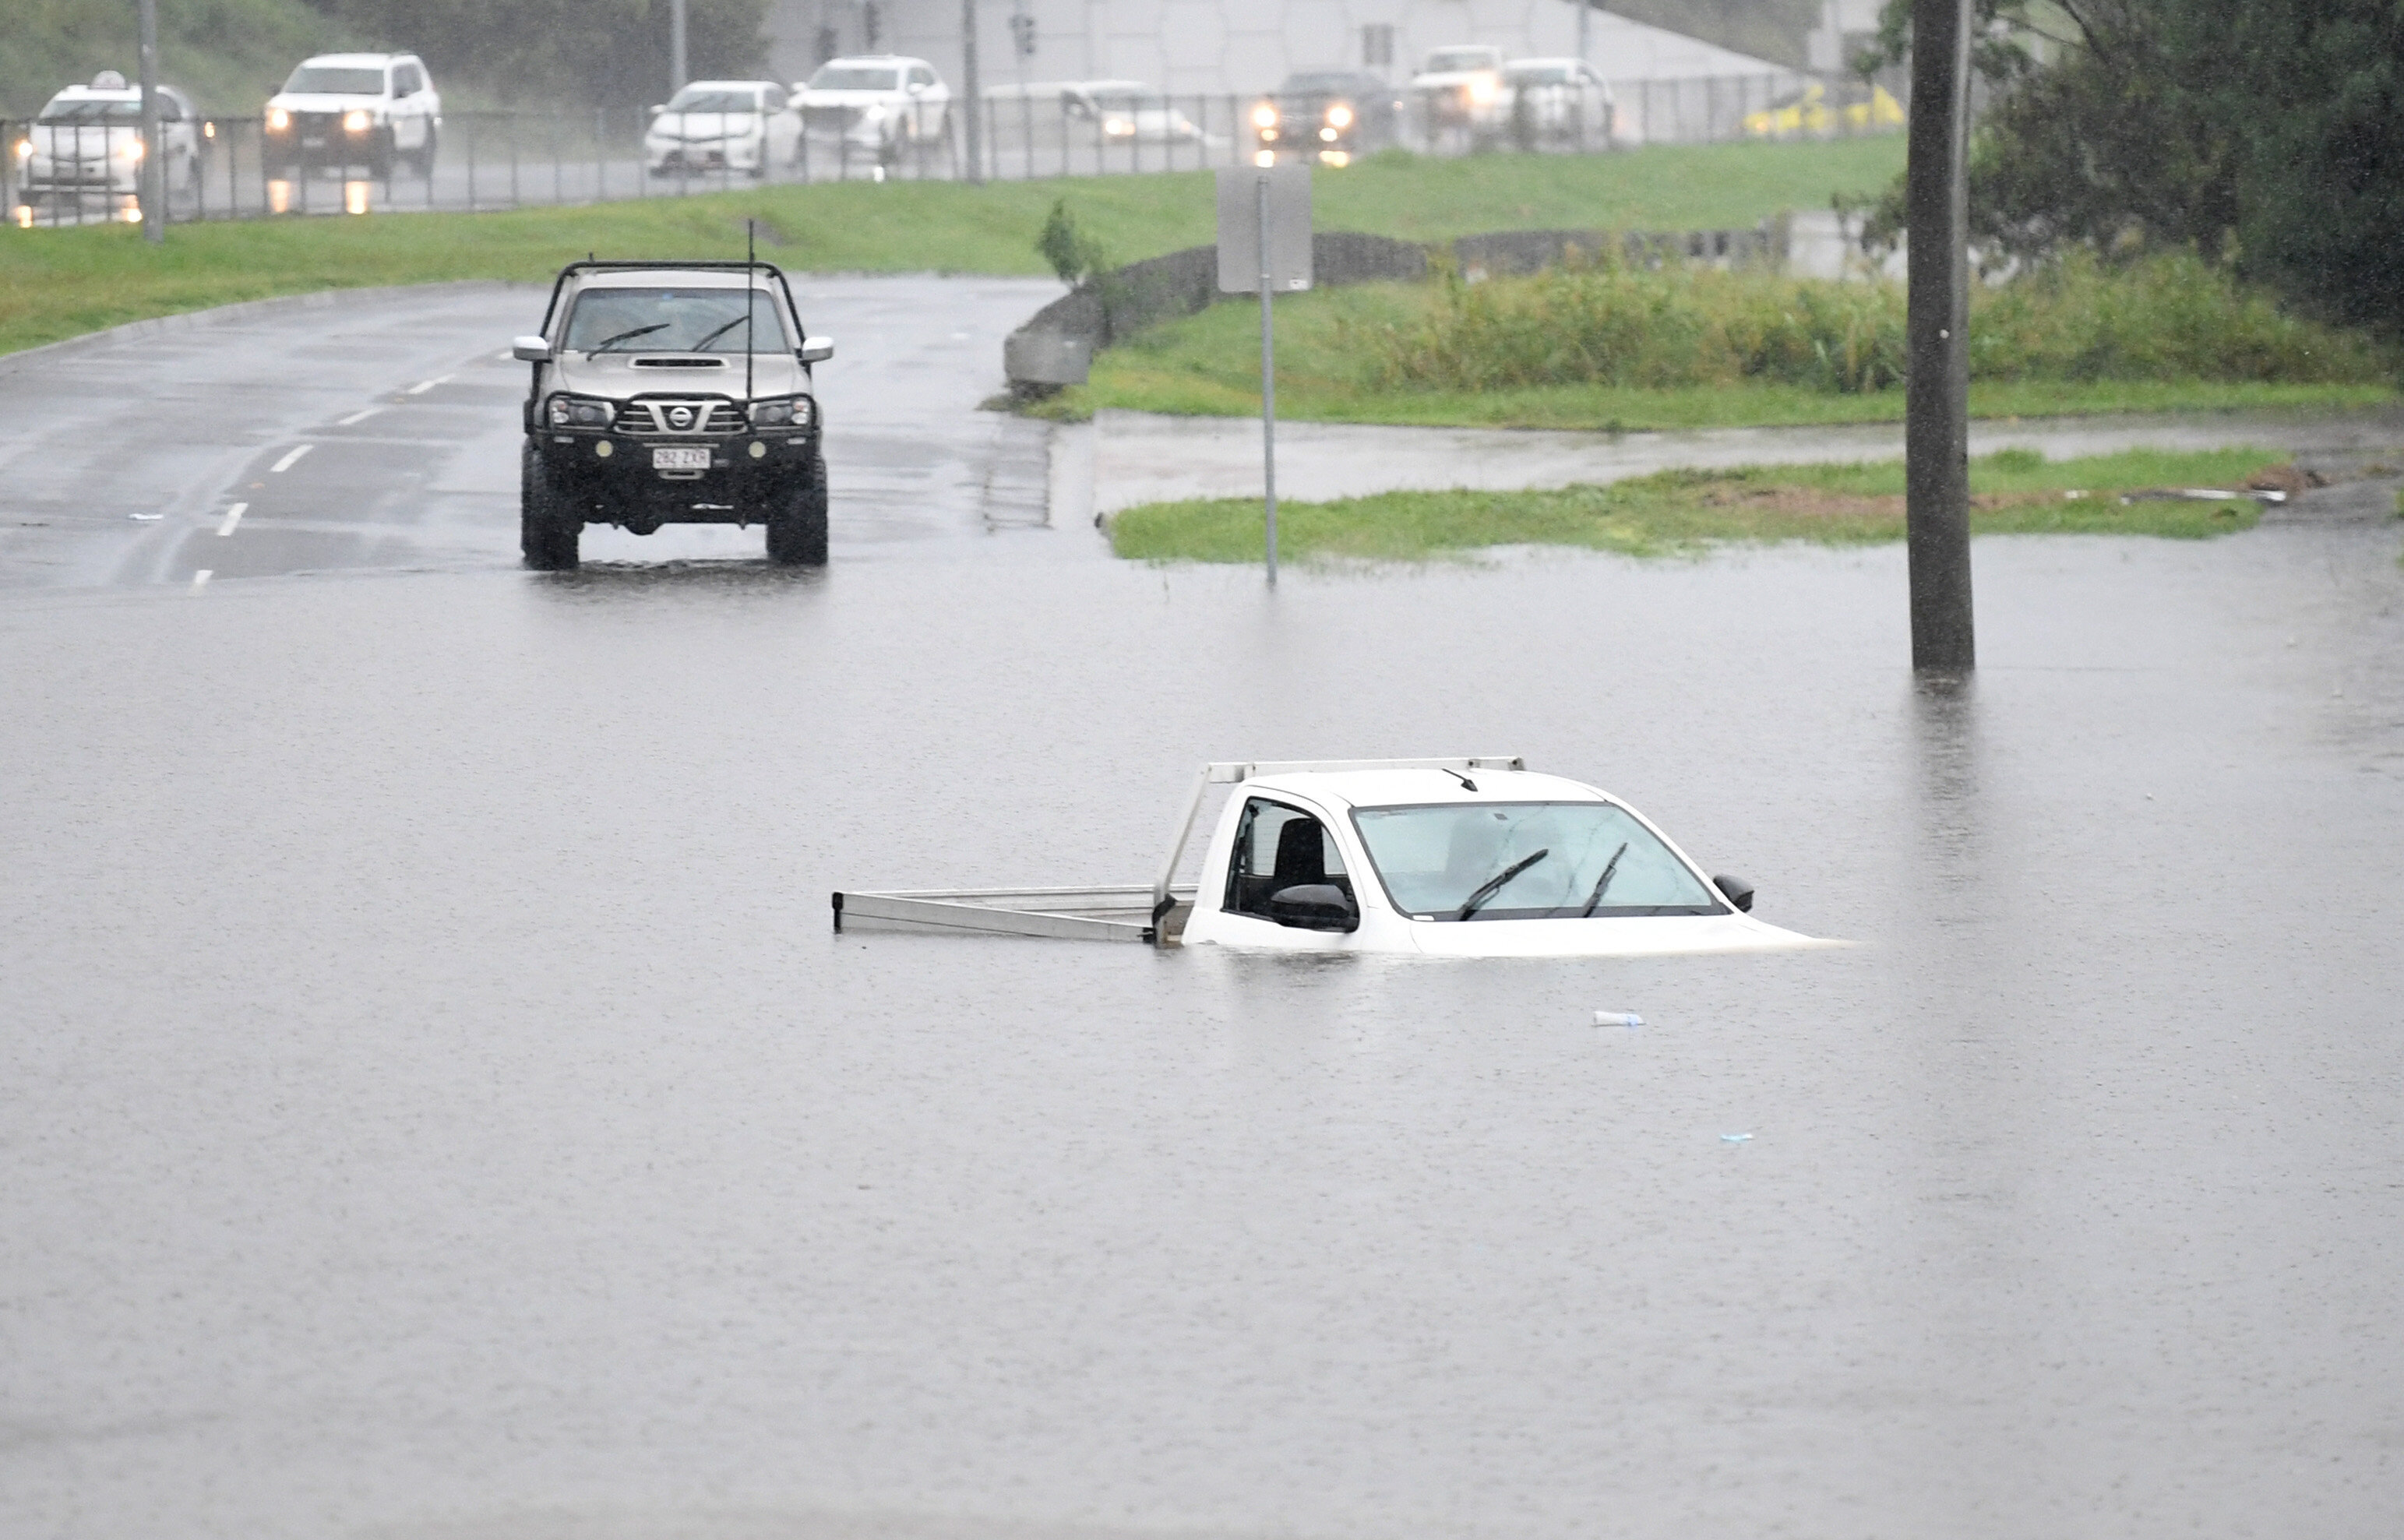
[744,219,756,406]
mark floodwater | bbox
[6,500,2402,1537]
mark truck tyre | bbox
[765,456,828,566]
[520,443,581,570]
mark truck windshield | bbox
[1350,802,1725,920]
[562,288,791,354]
[283,66,387,94]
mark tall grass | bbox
[1351,249,2394,395]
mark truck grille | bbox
[618,400,742,436]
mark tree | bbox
[1855,0,2404,333]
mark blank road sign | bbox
[1216,164,1313,294]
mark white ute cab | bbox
[834,758,1828,957]
[263,53,440,175]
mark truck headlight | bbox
[546,394,615,428]
[344,110,372,134]
[11,139,29,162]
[1325,104,1353,129]
[267,107,291,132]
[1250,102,1278,129]
[749,396,815,428]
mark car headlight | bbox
[862,104,887,122]
[1467,74,1497,104]
[546,394,616,428]
[1250,102,1278,129]
[749,396,815,428]
[344,110,372,133]
[11,139,29,162]
[266,107,291,132]
[1103,117,1133,136]
[1325,104,1353,129]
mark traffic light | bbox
[1009,11,1038,57]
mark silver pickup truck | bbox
[511,259,834,570]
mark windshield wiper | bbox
[1579,842,1630,918]
[688,314,754,352]
[1456,848,1549,921]
[590,322,668,353]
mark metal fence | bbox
[3,77,1886,228]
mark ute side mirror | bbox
[1266,884,1359,932]
[1712,874,1756,913]
[797,336,834,362]
[511,335,552,362]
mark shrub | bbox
[1347,250,2392,396]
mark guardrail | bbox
[1,78,1888,228]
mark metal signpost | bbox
[1215,164,1311,585]
[136,0,164,244]
[1904,0,1975,670]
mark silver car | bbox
[16,72,203,206]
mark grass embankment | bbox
[1069,252,2399,429]
[0,138,1902,357]
[1109,447,2289,562]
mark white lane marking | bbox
[216,502,246,537]
[493,351,513,361]
[270,445,312,474]
[336,407,384,427]
[191,569,212,590]
[404,375,453,395]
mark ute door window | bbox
[1224,798,1351,918]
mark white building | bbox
[763,0,1799,103]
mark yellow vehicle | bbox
[1742,80,1904,137]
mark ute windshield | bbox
[809,65,901,92]
[562,287,791,354]
[283,65,388,95]
[1351,802,1725,921]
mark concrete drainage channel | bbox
[999,220,1789,393]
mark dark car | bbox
[510,259,834,570]
[1248,70,1401,166]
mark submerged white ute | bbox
[834,759,1832,957]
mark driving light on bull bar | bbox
[344,110,372,133]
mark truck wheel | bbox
[765,458,828,566]
[520,444,581,570]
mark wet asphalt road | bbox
[0,275,1062,589]
[5,284,2404,1540]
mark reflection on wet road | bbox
[4,510,2402,1536]
[0,275,1065,588]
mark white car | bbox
[797,55,950,167]
[16,72,202,202]
[1061,80,1206,144]
[646,81,802,177]
[835,757,1828,959]
[1500,58,1616,145]
[1409,44,1507,137]
[263,53,441,176]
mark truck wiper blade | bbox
[1456,848,1548,921]
[1579,841,1630,918]
[590,322,668,353]
[688,315,753,351]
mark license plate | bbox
[652,446,710,471]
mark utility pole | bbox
[1904,0,1974,671]
[670,0,689,95]
[1577,0,1591,72]
[961,0,985,185]
[136,0,164,244]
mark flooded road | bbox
[5,504,2402,1537]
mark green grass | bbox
[1056,268,2399,430]
[0,139,1903,357]
[1107,446,2284,562]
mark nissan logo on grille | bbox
[667,404,696,429]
